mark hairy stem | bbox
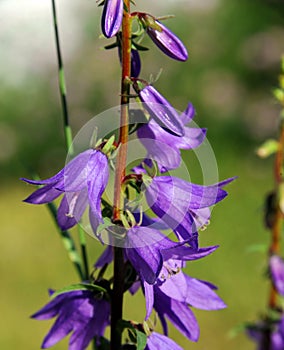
[111,1,132,349]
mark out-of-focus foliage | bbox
[1,0,284,349]
[1,0,284,179]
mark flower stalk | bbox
[111,1,132,349]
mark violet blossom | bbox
[21,149,109,231]
[32,289,110,350]
[137,13,188,61]
[137,102,206,172]
[101,0,123,38]
[145,331,183,350]
[141,253,224,342]
[144,175,234,248]
[134,84,185,137]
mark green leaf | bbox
[50,283,107,299]
[136,330,147,350]
[256,139,278,158]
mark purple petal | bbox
[137,85,184,137]
[20,169,64,186]
[154,289,199,341]
[56,150,93,192]
[101,0,123,38]
[270,255,284,296]
[23,183,62,204]
[161,245,218,262]
[146,332,183,350]
[180,103,195,124]
[125,226,175,284]
[87,151,109,220]
[94,245,113,268]
[146,20,188,61]
[57,191,88,230]
[158,273,188,303]
[143,280,154,320]
[185,276,226,310]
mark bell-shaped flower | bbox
[145,332,183,350]
[145,175,234,248]
[142,255,225,343]
[270,255,284,296]
[101,0,123,38]
[21,149,109,231]
[124,226,184,285]
[32,289,110,350]
[138,13,188,61]
[135,84,185,137]
[137,103,206,172]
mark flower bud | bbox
[139,14,188,61]
[135,84,185,136]
[101,0,123,38]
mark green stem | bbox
[47,202,84,280]
[51,0,89,281]
[51,0,73,154]
[78,224,90,280]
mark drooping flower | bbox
[134,84,185,137]
[142,256,225,342]
[32,289,110,350]
[145,331,183,350]
[123,224,217,286]
[144,175,234,248]
[137,103,206,172]
[21,149,109,231]
[137,13,188,61]
[101,0,123,38]
[270,255,284,296]
[118,45,141,78]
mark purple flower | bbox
[270,255,284,296]
[142,254,225,342]
[124,225,217,285]
[146,332,183,350]
[101,0,123,38]
[135,84,185,137]
[247,317,284,350]
[32,289,110,350]
[137,103,206,172]
[138,13,188,61]
[21,149,109,231]
[124,225,185,285]
[145,176,234,248]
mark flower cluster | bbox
[22,1,235,349]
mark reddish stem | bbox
[111,2,132,350]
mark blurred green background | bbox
[1,0,284,348]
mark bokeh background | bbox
[1,0,284,348]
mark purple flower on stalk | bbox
[270,255,284,296]
[145,332,183,350]
[138,13,188,61]
[145,176,234,248]
[134,84,185,137]
[141,250,224,342]
[21,149,109,231]
[137,103,206,172]
[101,0,123,38]
[32,289,110,350]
